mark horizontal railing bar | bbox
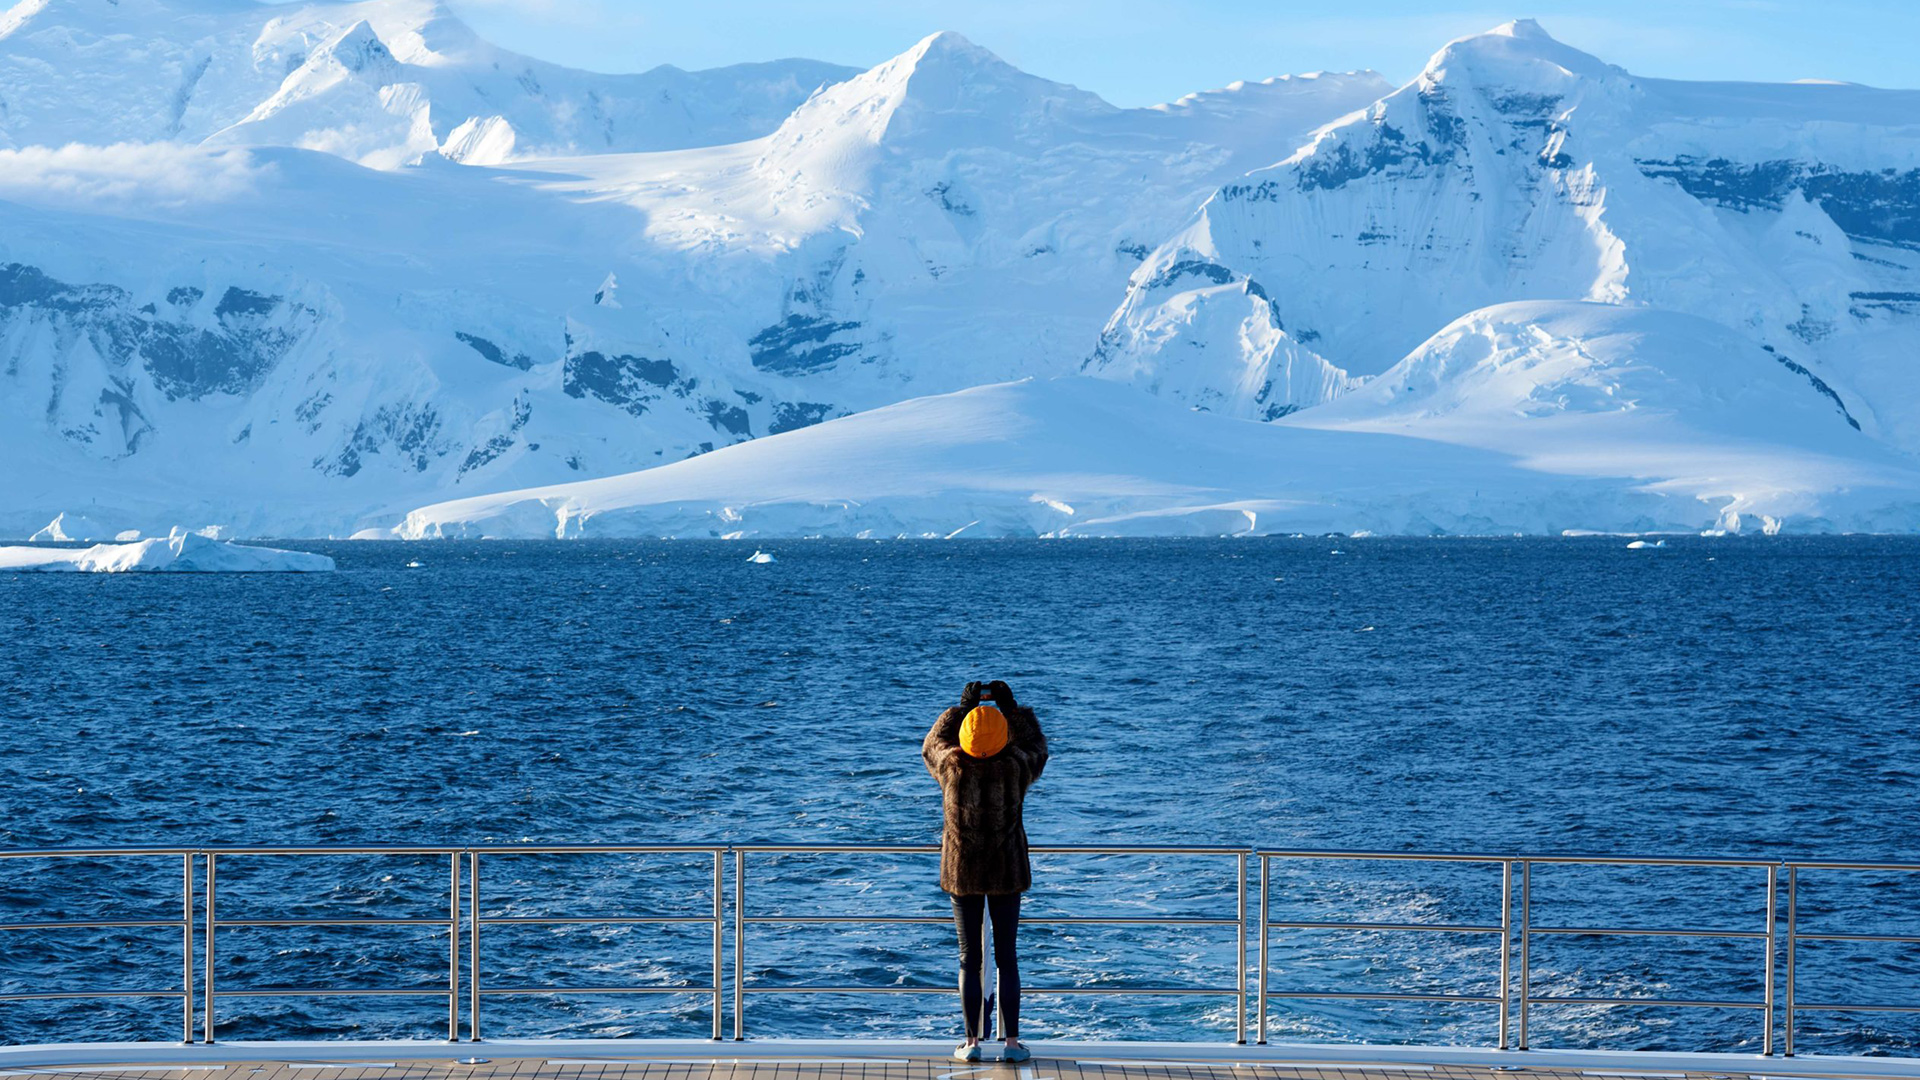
[464,845,729,855]
[0,919,187,931]
[184,847,464,856]
[214,988,455,997]
[478,986,718,996]
[732,844,1248,855]
[0,843,728,857]
[3,845,1917,864]
[0,848,199,858]
[478,916,719,926]
[213,918,453,928]
[1263,921,1505,934]
[1792,1002,1920,1013]
[1260,850,1778,867]
[732,845,938,854]
[1792,932,1920,943]
[1029,916,1240,926]
[739,915,1240,926]
[1015,987,1240,995]
[1527,996,1766,1009]
[0,989,185,1000]
[1262,991,1503,1004]
[1529,925,1769,939]
[1042,846,1249,856]
[744,915,948,924]
[1507,855,1780,868]
[741,985,1236,995]
[1258,850,1513,863]
[1786,861,1920,872]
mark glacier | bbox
[2,4,1919,538]
[398,374,1920,540]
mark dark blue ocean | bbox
[2,538,1917,1055]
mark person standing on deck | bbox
[923,679,1049,1064]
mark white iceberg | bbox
[0,530,335,573]
[746,550,776,563]
[28,512,114,542]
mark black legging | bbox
[952,892,1021,1039]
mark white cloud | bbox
[0,142,270,210]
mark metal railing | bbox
[1255,850,1514,1048]
[0,847,197,1044]
[1255,852,1782,1051]
[201,846,463,1044]
[1512,854,1779,1054]
[731,844,1248,1042]
[1783,859,1920,1057]
[466,845,725,1042]
[2,843,1918,1056]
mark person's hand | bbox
[987,680,1016,710]
[961,681,985,709]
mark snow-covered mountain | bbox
[0,6,1388,537]
[5,8,1920,538]
[1092,19,1920,452]
[0,0,857,163]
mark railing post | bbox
[733,848,745,1041]
[712,849,724,1041]
[1518,859,1530,1051]
[1764,863,1778,1055]
[202,852,216,1044]
[448,852,460,1043]
[182,852,195,1045]
[1257,853,1269,1045]
[1236,850,1248,1045]
[1785,865,1797,1057]
[469,851,483,1042]
[1499,858,1513,1050]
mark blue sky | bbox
[439,0,1920,106]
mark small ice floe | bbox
[1357,625,1376,632]
[405,560,425,568]
[1329,549,1344,555]
[0,529,335,573]
[746,550,776,563]
[1625,539,1666,549]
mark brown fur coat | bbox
[923,702,1048,895]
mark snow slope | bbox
[1092,19,1920,455]
[397,375,1920,540]
[0,0,856,163]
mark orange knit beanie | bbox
[960,704,1008,758]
